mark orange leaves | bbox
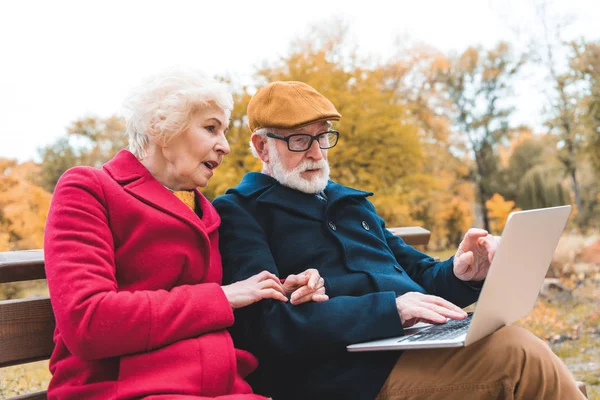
[0,160,51,251]
[485,193,520,235]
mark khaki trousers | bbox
[376,326,585,400]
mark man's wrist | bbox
[463,279,484,291]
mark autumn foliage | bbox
[485,193,521,235]
[0,161,51,251]
[2,28,599,253]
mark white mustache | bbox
[297,159,327,173]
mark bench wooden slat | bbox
[0,297,55,368]
[0,250,45,283]
[0,228,428,285]
[387,226,431,246]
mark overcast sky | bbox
[1,0,598,162]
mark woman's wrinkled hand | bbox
[282,268,329,305]
[222,271,288,309]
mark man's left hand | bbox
[282,268,329,305]
[453,228,499,282]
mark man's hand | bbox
[396,292,467,328]
[453,228,499,282]
[282,268,329,305]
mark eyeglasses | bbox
[266,130,340,152]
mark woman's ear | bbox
[251,133,270,163]
[148,115,170,147]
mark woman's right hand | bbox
[221,271,288,309]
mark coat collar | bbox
[102,150,220,234]
[229,172,373,221]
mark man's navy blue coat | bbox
[213,172,481,400]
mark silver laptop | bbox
[347,205,572,352]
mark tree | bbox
[435,42,526,232]
[570,40,600,176]
[382,46,476,248]
[0,159,52,251]
[486,193,521,235]
[517,166,570,211]
[534,4,596,228]
[38,116,127,192]
[37,137,79,193]
[497,131,558,203]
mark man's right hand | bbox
[396,292,467,328]
[222,271,288,309]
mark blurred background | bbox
[1,0,598,398]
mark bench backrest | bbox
[0,227,430,400]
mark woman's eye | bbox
[205,125,216,133]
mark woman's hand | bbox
[282,268,329,305]
[221,271,288,309]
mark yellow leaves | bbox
[459,47,480,72]
[486,193,521,235]
[0,232,10,251]
[0,160,51,250]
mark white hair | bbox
[249,127,269,158]
[267,138,330,193]
[123,69,233,158]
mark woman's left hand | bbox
[282,268,329,305]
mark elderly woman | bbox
[43,70,327,400]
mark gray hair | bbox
[123,69,233,158]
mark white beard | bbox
[267,140,330,194]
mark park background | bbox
[1,0,599,398]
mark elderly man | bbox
[213,81,584,400]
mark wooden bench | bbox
[0,227,587,399]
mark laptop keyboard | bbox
[399,312,473,342]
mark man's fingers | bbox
[312,294,329,302]
[462,229,489,246]
[426,302,467,319]
[404,307,447,325]
[292,286,328,305]
[290,276,325,301]
[454,251,473,275]
[307,270,320,289]
[420,294,462,311]
[421,295,466,316]
[284,273,299,284]
[315,277,324,290]
[465,228,489,239]
[284,273,306,288]
[479,234,498,263]
[290,285,314,304]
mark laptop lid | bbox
[464,205,572,345]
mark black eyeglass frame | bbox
[265,130,340,152]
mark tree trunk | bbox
[477,180,491,232]
[569,168,585,228]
